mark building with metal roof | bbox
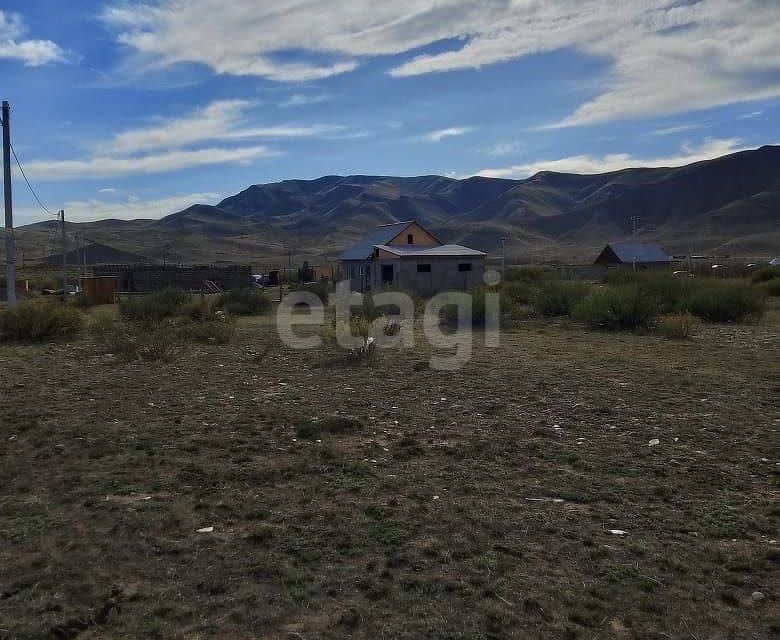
[594,242,670,268]
[340,220,486,293]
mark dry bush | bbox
[686,281,765,323]
[532,280,591,317]
[215,288,271,315]
[657,312,699,339]
[0,302,83,342]
[118,288,195,322]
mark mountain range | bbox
[10,144,780,266]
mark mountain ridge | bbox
[12,145,780,264]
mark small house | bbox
[340,220,485,293]
[594,242,670,269]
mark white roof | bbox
[374,243,486,257]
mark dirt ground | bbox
[0,310,777,639]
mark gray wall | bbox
[398,257,485,294]
[343,257,485,293]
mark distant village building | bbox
[594,242,670,269]
[340,220,485,293]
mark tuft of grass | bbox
[295,415,362,439]
[0,302,83,342]
[657,312,699,339]
[179,315,237,344]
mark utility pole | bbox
[2,100,16,306]
[500,236,508,275]
[60,209,67,298]
[82,235,87,281]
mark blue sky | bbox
[2,0,779,225]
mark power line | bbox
[9,141,55,216]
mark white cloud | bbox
[737,110,763,120]
[103,1,780,125]
[17,192,222,225]
[22,145,276,181]
[280,93,330,108]
[0,10,64,66]
[650,124,703,136]
[110,99,343,153]
[485,141,522,156]
[21,99,347,180]
[473,138,749,178]
[422,126,474,142]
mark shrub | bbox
[686,281,765,322]
[573,284,661,330]
[216,288,271,315]
[751,267,779,284]
[657,312,699,339]
[606,271,692,313]
[532,280,591,317]
[0,302,83,341]
[118,288,194,322]
[499,280,534,305]
[100,320,185,362]
[759,278,780,297]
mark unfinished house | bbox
[340,221,486,294]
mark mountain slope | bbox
[11,145,780,264]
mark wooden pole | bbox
[60,209,67,299]
[2,100,16,306]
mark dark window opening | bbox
[382,264,394,284]
[458,263,472,272]
[417,264,431,273]
[407,234,414,244]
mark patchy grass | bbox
[0,309,776,639]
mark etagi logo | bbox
[276,271,502,370]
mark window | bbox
[458,263,472,272]
[407,234,414,244]
[417,264,431,273]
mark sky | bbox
[1,0,779,225]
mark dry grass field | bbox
[1,308,778,639]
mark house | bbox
[339,220,486,293]
[594,242,670,269]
